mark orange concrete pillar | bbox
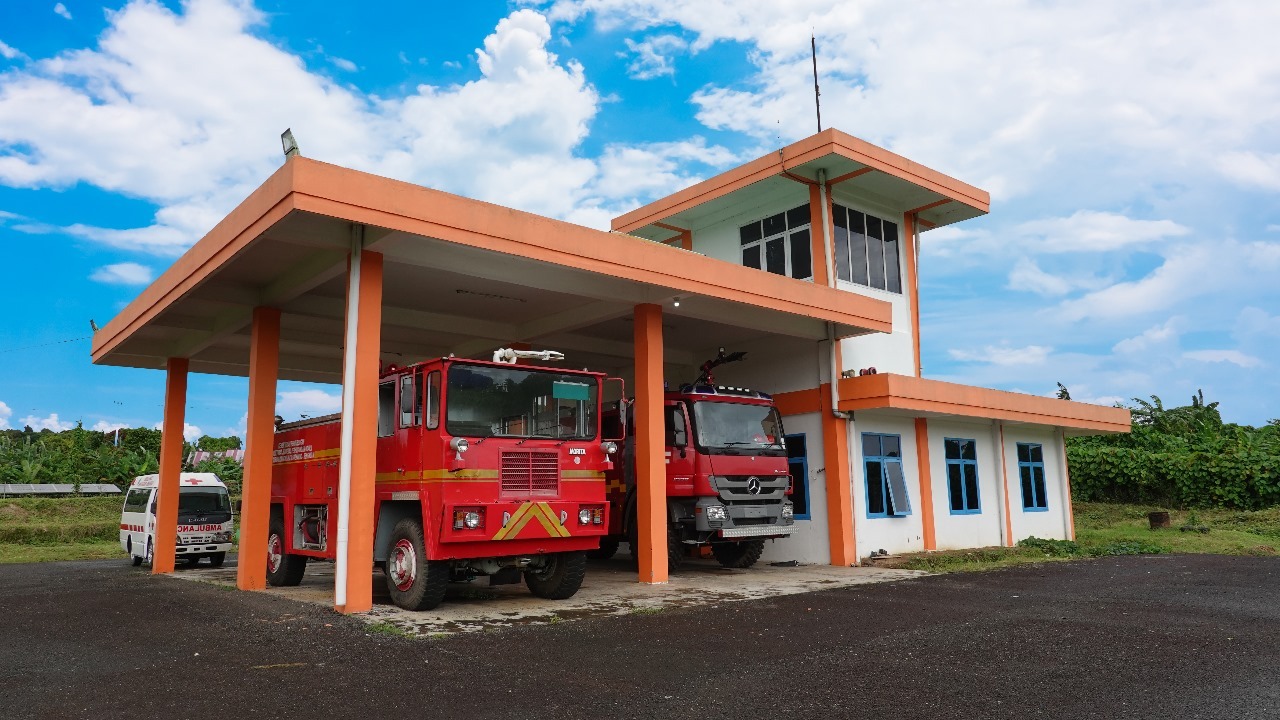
[633,303,667,584]
[336,246,383,613]
[152,357,188,575]
[237,306,280,591]
[996,422,1014,547]
[914,418,936,550]
[808,183,830,287]
[820,381,856,565]
[1056,428,1076,541]
[902,213,922,377]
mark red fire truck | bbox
[267,350,619,610]
[597,350,794,570]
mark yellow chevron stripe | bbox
[492,502,534,541]
[534,502,572,538]
[562,470,605,479]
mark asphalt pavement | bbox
[1,554,1277,719]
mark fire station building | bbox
[91,128,1129,612]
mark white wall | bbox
[849,412,926,557]
[758,412,830,565]
[1001,425,1070,542]
[926,419,1003,550]
[838,290,914,376]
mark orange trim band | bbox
[914,418,936,551]
[772,387,823,417]
[808,184,829,287]
[237,307,280,592]
[837,374,1131,434]
[152,357,188,575]
[827,167,875,186]
[903,214,922,377]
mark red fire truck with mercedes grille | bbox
[268,348,621,611]
[596,349,795,570]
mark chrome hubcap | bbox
[267,534,283,573]
[388,539,417,592]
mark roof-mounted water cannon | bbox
[492,348,565,364]
[692,347,747,386]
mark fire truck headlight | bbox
[464,512,481,529]
[601,441,618,455]
[450,437,469,454]
[705,504,728,522]
[578,508,593,525]
[454,509,483,530]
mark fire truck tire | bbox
[524,551,587,600]
[266,517,307,587]
[711,539,765,569]
[385,518,448,611]
[209,552,226,568]
[626,507,684,572]
[587,538,619,560]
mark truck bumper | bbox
[176,542,232,555]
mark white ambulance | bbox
[120,473,235,567]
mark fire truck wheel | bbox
[586,538,619,560]
[627,520,684,572]
[711,539,765,569]
[209,552,226,568]
[385,518,448,611]
[266,517,307,587]
[524,551,587,600]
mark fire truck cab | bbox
[268,353,619,611]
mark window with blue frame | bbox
[945,438,981,514]
[784,433,810,520]
[1017,442,1048,511]
[862,433,911,518]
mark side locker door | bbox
[375,378,400,481]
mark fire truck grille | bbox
[500,451,560,495]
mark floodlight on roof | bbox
[281,128,300,159]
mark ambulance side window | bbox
[425,371,441,430]
[378,382,396,437]
[123,488,149,512]
[399,372,421,428]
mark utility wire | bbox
[0,335,92,354]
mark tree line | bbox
[0,424,243,495]
[1067,390,1280,509]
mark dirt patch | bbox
[0,504,31,522]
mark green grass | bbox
[367,621,413,638]
[0,540,124,564]
[0,496,121,543]
[880,502,1280,573]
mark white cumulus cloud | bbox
[0,400,11,429]
[949,344,1051,366]
[90,262,153,285]
[276,388,342,418]
[22,412,76,432]
[622,34,687,79]
[1183,350,1263,368]
[53,3,72,20]
[152,421,204,441]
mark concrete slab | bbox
[171,555,924,636]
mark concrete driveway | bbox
[2,555,1278,719]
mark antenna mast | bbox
[811,34,822,133]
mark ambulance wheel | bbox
[587,538,619,560]
[711,539,765,569]
[145,540,153,567]
[209,552,226,568]
[385,518,447,611]
[267,517,307,587]
[524,551,587,600]
[129,540,143,566]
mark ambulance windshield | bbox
[446,364,598,439]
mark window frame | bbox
[831,202,902,294]
[784,433,811,520]
[943,437,982,515]
[862,432,911,519]
[1017,442,1049,512]
[739,204,814,281]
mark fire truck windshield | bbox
[691,401,785,456]
[446,364,599,440]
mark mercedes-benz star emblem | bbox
[746,476,761,495]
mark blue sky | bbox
[1,0,1278,439]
